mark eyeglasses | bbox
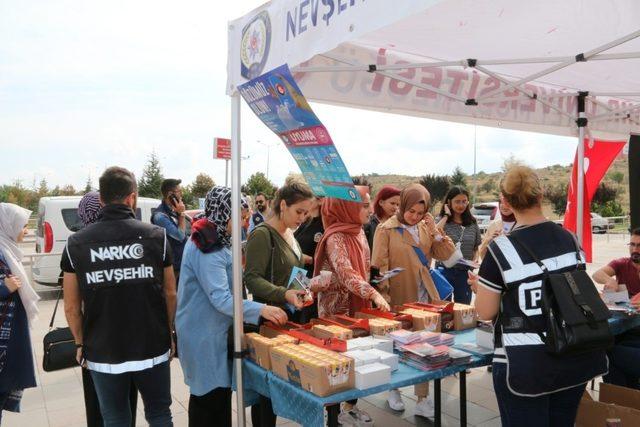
[628,243,640,249]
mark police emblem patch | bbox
[240,11,271,80]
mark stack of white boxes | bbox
[343,347,399,390]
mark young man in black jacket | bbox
[62,166,177,426]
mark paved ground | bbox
[5,232,630,426]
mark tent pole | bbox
[576,93,587,246]
[231,93,246,427]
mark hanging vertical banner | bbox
[564,138,627,261]
[238,64,360,202]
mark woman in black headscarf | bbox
[176,186,287,427]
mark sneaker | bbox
[414,396,435,418]
[337,406,374,427]
[387,389,405,411]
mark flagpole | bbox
[576,92,587,246]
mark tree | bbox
[59,184,77,196]
[84,176,93,193]
[138,152,164,198]
[190,173,215,198]
[481,179,495,194]
[419,174,450,203]
[244,172,277,198]
[181,185,197,209]
[545,183,568,216]
[450,167,467,188]
[591,182,618,208]
[595,200,624,217]
[37,178,49,197]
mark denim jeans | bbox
[492,362,585,427]
[603,329,640,389]
[90,362,172,427]
[441,267,472,304]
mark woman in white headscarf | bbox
[0,203,40,420]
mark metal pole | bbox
[231,94,246,427]
[225,159,229,187]
[473,125,478,204]
[576,93,587,246]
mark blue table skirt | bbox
[239,313,640,427]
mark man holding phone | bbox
[152,179,188,281]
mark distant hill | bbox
[355,156,630,219]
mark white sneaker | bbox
[414,396,435,418]
[337,406,374,427]
[387,389,405,411]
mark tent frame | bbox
[229,22,640,427]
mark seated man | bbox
[592,227,640,389]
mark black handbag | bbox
[510,233,613,355]
[42,288,78,372]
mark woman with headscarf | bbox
[175,187,287,427]
[78,191,102,228]
[314,186,389,317]
[478,195,517,260]
[371,184,455,418]
[313,186,389,427]
[0,203,40,422]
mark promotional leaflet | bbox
[238,64,360,202]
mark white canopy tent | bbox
[227,1,640,423]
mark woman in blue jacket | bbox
[175,187,287,427]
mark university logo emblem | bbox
[240,11,271,80]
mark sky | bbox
[0,0,581,191]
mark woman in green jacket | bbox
[244,179,316,427]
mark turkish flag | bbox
[563,138,626,261]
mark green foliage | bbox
[545,183,568,216]
[594,200,624,217]
[84,176,93,193]
[190,173,215,198]
[591,182,617,207]
[607,171,624,184]
[59,185,77,196]
[419,174,450,203]
[138,152,164,198]
[244,172,277,198]
[481,179,495,193]
[180,186,198,209]
[450,166,467,187]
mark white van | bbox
[33,196,161,285]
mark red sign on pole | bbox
[214,138,231,160]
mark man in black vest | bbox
[62,166,176,426]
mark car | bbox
[471,202,500,232]
[591,212,614,234]
[33,196,161,285]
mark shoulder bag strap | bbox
[49,287,63,330]
[395,229,430,267]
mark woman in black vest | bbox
[470,165,607,427]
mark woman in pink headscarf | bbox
[313,185,389,318]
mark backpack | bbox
[509,233,613,355]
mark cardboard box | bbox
[452,303,477,330]
[399,308,441,332]
[343,350,380,367]
[270,344,355,397]
[355,309,413,331]
[403,302,455,332]
[576,384,640,427]
[245,333,298,370]
[355,362,391,390]
[312,324,354,340]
